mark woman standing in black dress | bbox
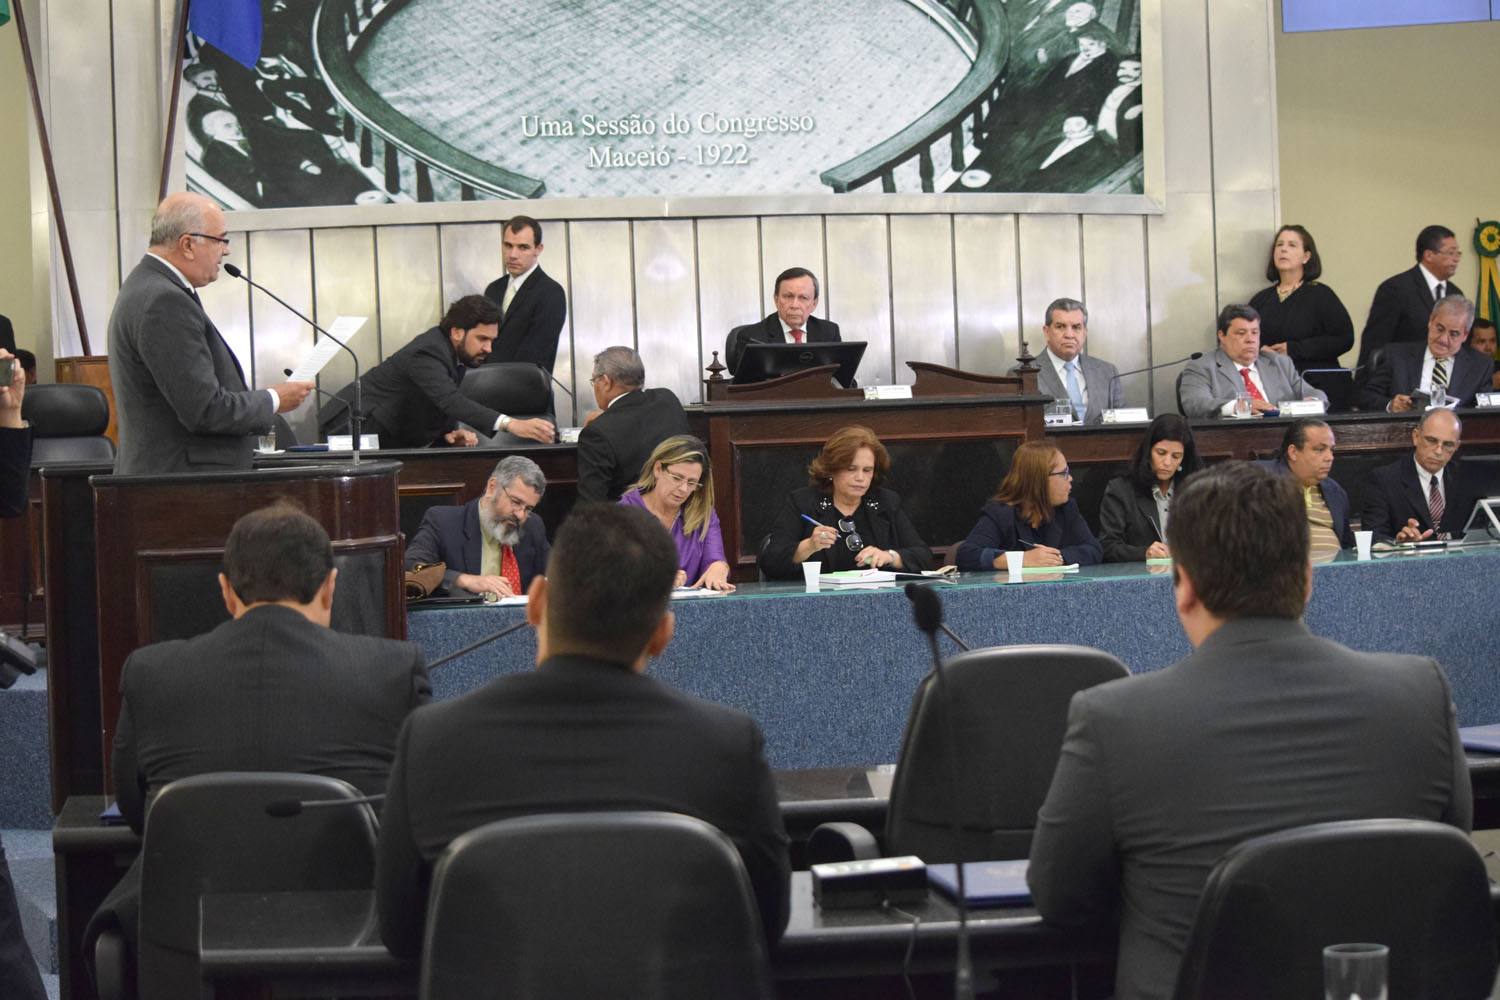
[1249,224,1355,375]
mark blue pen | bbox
[800,514,834,532]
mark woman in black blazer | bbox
[957,440,1102,570]
[759,425,932,580]
[1248,224,1354,374]
[1097,413,1203,562]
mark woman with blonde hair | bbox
[618,435,734,591]
[957,439,1102,570]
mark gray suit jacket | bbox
[1028,618,1470,1000]
[1011,350,1122,424]
[106,255,276,474]
[1178,347,1328,418]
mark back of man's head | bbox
[1167,463,1308,620]
[592,346,645,388]
[544,503,677,664]
[223,502,334,605]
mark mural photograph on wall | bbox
[182,0,1143,209]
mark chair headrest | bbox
[21,383,111,438]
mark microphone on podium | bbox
[224,263,366,462]
[265,793,385,818]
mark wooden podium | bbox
[702,362,1049,574]
[88,460,404,793]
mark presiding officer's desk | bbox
[409,544,1500,771]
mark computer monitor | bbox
[733,341,866,389]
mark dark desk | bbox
[197,874,1115,999]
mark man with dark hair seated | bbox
[1255,417,1354,559]
[1028,462,1469,1000]
[376,503,791,955]
[87,503,430,972]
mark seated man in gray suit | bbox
[1008,297,1121,423]
[1178,303,1327,418]
[1028,461,1469,1000]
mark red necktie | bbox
[1238,368,1265,402]
[500,545,522,595]
[791,328,805,344]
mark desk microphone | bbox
[905,582,974,1000]
[265,793,384,818]
[425,618,530,670]
[1107,352,1202,401]
[224,263,365,463]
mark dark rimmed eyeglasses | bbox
[189,232,231,247]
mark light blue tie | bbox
[1064,360,1085,421]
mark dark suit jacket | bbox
[0,427,30,517]
[1357,341,1494,411]
[1360,456,1480,542]
[0,313,16,354]
[1255,457,1355,549]
[955,498,1103,570]
[91,605,430,952]
[374,654,792,955]
[106,256,275,474]
[403,499,549,592]
[1097,476,1165,563]
[575,388,690,501]
[758,486,933,580]
[1358,265,1464,369]
[1028,618,1470,1000]
[725,314,842,373]
[319,326,501,448]
[482,266,567,374]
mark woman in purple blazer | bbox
[617,435,734,591]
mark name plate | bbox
[863,384,913,400]
[327,433,379,450]
[1476,393,1500,408]
[1277,399,1326,416]
[1043,412,1075,427]
[1101,407,1150,423]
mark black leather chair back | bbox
[886,644,1128,862]
[459,363,551,417]
[1172,818,1497,1000]
[137,772,379,999]
[21,383,115,463]
[420,811,773,1000]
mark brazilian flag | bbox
[0,0,10,28]
[1476,221,1500,326]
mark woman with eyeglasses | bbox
[957,439,1102,570]
[618,435,735,591]
[1098,413,1202,562]
[758,425,932,580]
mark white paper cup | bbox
[802,561,821,592]
[1354,530,1373,560]
[1004,551,1025,575]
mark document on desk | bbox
[1459,724,1500,753]
[287,316,367,381]
[927,860,1031,907]
[670,588,723,600]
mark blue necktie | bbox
[1064,360,1084,421]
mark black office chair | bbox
[811,645,1128,864]
[1172,817,1497,1000]
[459,362,554,445]
[97,771,379,1000]
[21,382,115,463]
[1174,369,1188,416]
[420,811,773,1000]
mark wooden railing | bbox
[820,0,1009,194]
[312,0,545,201]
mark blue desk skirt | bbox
[406,546,1500,770]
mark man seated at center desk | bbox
[724,266,840,375]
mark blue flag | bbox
[189,0,262,71]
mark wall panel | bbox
[1017,215,1084,353]
[567,220,636,412]
[825,215,892,384]
[312,227,378,441]
[438,222,503,306]
[953,214,1019,375]
[889,215,956,383]
[1081,214,1151,403]
[695,217,761,372]
[632,219,700,405]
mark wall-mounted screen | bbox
[1283,0,1497,32]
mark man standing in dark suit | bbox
[575,346,690,501]
[376,502,790,955]
[318,295,555,448]
[1357,224,1466,369]
[404,455,550,599]
[1362,408,1478,542]
[88,503,430,965]
[724,267,841,374]
[1028,462,1469,1000]
[1008,296,1122,423]
[481,216,567,375]
[107,192,313,474]
[1359,295,1492,411]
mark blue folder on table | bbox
[1460,724,1500,753]
[926,860,1031,907]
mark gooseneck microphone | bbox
[265,793,385,818]
[905,582,974,1000]
[424,618,530,670]
[1107,351,1203,403]
[224,263,365,463]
